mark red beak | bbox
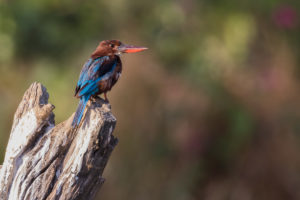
[118,44,148,53]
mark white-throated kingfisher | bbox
[72,40,147,127]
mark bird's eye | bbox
[110,44,115,48]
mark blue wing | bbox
[76,58,94,91]
[74,56,117,98]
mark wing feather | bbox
[74,56,117,98]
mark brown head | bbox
[91,40,148,59]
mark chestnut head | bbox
[91,40,148,58]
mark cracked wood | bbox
[0,82,118,200]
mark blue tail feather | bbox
[72,95,91,127]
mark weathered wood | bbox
[0,82,118,200]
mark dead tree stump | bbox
[0,82,118,200]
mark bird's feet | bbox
[90,96,97,102]
[104,93,109,102]
[91,95,109,103]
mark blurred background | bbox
[0,0,300,199]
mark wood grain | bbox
[0,82,117,200]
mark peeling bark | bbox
[0,82,118,200]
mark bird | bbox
[72,40,147,127]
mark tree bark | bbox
[0,82,118,200]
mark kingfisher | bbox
[72,40,147,127]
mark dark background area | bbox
[1,0,300,199]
